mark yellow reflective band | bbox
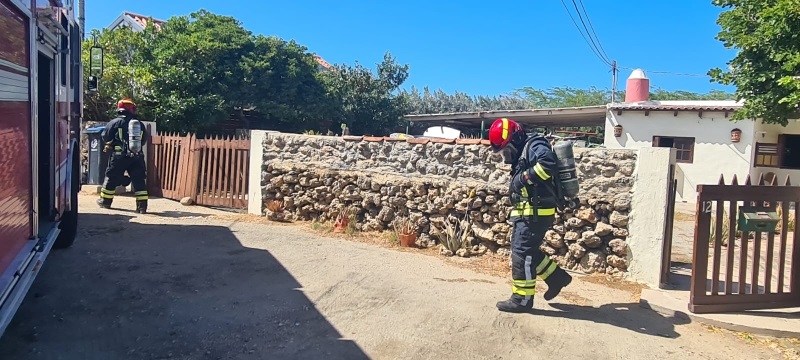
[533,163,550,180]
[115,146,122,151]
[118,128,123,141]
[101,188,116,195]
[540,261,558,280]
[100,192,114,199]
[512,284,536,296]
[509,207,556,217]
[536,257,552,273]
[501,118,509,140]
[134,191,148,196]
[135,195,149,200]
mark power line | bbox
[557,0,618,99]
[575,0,610,63]
[568,0,612,65]
[558,0,612,67]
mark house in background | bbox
[107,11,166,32]
[604,69,800,202]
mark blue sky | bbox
[85,0,736,97]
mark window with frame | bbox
[653,136,695,163]
[754,142,780,167]
[753,134,800,170]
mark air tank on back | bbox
[128,119,143,155]
[552,140,580,199]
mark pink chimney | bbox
[624,69,649,102]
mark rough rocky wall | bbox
[260,134,637,275]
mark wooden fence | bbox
[690,174,800,313]
[147,132,250,209]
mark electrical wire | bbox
[575,0,611,63]
[568,0,612,65]
[558,0,612,67]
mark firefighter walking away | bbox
[97,98,149,214]
[488,117,575,313]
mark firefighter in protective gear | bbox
[488,117,573,313]
[97,98,150,213]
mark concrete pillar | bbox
[626,147,676,287]
[247,130,267,215]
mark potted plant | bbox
[394,217,417,247]
[333,206,352,233]
[265,199,287,222]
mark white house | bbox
[604,69,800,202]
[107,11,165,32]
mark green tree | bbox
[82,25,157,123]
[709,0,800,125]
[321,52,410,135]
[145,10,256,133]
[241,35,331,133]
[83,9,332,134]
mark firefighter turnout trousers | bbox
[98,154,148,212]
[508,214,573,308]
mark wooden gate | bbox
[193,136,250,209]
[690,174,800,313]
[147,132,250,209]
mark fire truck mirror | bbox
[87,76,98,94]
[90,46,104,78]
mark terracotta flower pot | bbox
[333,217,349,233]
[399,233,417,247]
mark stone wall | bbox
[257,133,642,275]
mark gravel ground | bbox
[0,193,789,360]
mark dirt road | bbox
[0,194,786,359]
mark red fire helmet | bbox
[487,117,522,152]
[117,98,137,113]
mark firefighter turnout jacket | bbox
[101,112,149,156]
[509,133,559,219]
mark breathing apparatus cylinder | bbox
[553,140,580,199]
[128,119,143,155]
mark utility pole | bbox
[611,60,618,103]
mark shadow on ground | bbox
[531,302,691,339]
[0,213,368,360]
[111,206,213,219]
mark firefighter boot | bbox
[97,197,112,209]
[136,200,147,214]
[543,267,572,301]
[496,297,533,313]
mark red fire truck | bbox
[0,0,88,336]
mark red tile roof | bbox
[608,102,742,112]
[312,55,331,69]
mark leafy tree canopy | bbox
[82,10,410,135]
[709,0,800,126]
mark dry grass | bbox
[209,213,297,226]
[580,273,648,300]
[674,212,695,222]
[701,324,800,360]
